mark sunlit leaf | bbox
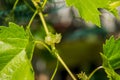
[101,36,120,80]
[66,0,110,26]
[101,53,120,80]
[0,22,34,80]
[103,36,120,69]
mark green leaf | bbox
[66,0,109,26]
[0,22,27,39]
[109,0,120,9]
[101,36,120,80]
[0,22,34,80]
[108,1,120,17]
[26,28,35,60]
[100,53,120,80]
[26,40,35,60]
[103,36,120,69]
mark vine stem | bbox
[55,52,77,80]
[42,0,47,8]
[35,41,52,53]
[88,66,103,79]
[32,0,76,80]
[35,41,76,80]
[6,0,19,22]
[12,0,19,12]
[38,12,49,35]
[52,45,77,80]
[50,60,59,80]
[32,0,49,35]
[11,0,19,13]
[27,10,38,29]
[23,0,35,12]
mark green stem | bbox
[32,1,76,80]
[23,0,35,12]
[88,66,103,79]
[27,10,38,30]
[42,0,47,8]
[4,0,19,24]
[35,41,52,53]
[51,45,76,80]
[36,41,76,80]
[55,52,77,80]
[38,12,49,35]
[32,0,49,35]
[11,0,19,13]
[50,60,59,80]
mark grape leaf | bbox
[108,0,120,17]
[109,0,120,9]
[101,53,120,80]
[66,0,110,26]
[101,36,120,80]
[0,22,34,80]
[103,36,120,69]
[25,28,35,60]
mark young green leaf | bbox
[109,0,120,10]
[66,0,109,27]
[108,1,120,17]
[101,53,120,80]
[101,36,120,80]
[103,36,120,69]
[0,22,34,80]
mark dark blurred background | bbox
[0,0,120,80]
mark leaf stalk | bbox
[32,0,77,80]
[88,66,103,79]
